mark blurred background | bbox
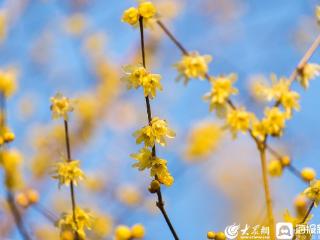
[0,0,320,239]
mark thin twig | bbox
[0,94,32,240]
[256,141,275,239]
[301,201,314,224]
[6,191,32,240]
[139,17,179,240]
[63,120,79,239]
[32,204,57,224]
[288,34,320,84]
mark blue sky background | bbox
[1,0,320,239]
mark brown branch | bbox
[6,191,32,240]
[139,17,179,240]
[63,120,79,240]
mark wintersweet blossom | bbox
[57,207,93,239]
[262,107,287,137]
[268,160,283,177]
[50,93,74,120]
[0,68,17,98]
[131,149,174,186]
[122,65,162,98]
[131,224,145,239]
[131,147,153,171]
[122,1,157,27]
[298,63,320,89]
[134,117,175,147]
[174,52,212,84]
[301,168,316,182]
[204,74,238,111]
[150,158,174,186]
[0,149,23,190]
[52,160,85,187]
[304,180,320,206]
[122,7,140,26]
[226,108,254,138]
[138,1,157,19]
[115,225,131,240]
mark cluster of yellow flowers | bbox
[122,65,162,99]
[174,52,212,84]
[15,189,39,208]
[50,93,92,239]
[207,231,226,240]
[256,75,300,115]
[131,117,175,186]
[122,2,176,188]
[122,1,157,27]
[57,207,93,240]
[114,224,145,240]
[267,156,291,177]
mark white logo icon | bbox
[276,222,293,240]
[224,223,240,239]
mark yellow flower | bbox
[283,209,312,226]
[122,65,147,89]
[134,117,175,147]
[0,68,17,98]
[301,168,316,182]
[141,72,163,98]
[91,213,113,238]
[298,63,320,89]
[185,122,223,160]
[138,1,157,19]
[131,147,153,171]
[304,180,320,206]
[52,160,85,188]
[122,2,157,28]
[280,90,300,116]
[270,75,300,114]
[294,194,308,217]
[174,52,212,84]
[150,158,174,186]
[50,93,74,120]
[131,148,174,186]
[131,224,145,239]
[226,108,254,138]
[262,107,287,137]
[115,225,131,240]
[122,65,162,98]
[122,7,140,26]
[57,207,93,240]
[251,119,267,141]
[207,231,216,239]
[268,160,283,177]
[204,74,238,111]
[0,149,23,190]
[116,184,142,206]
